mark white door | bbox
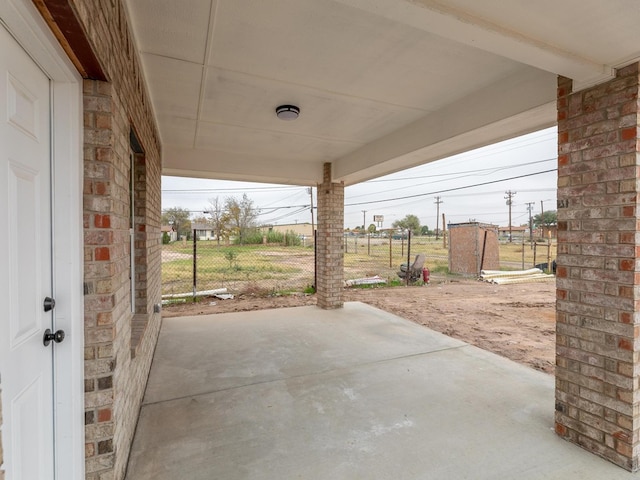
[0,24,55,479]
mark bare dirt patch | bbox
[161,250,192,263]
[162,276,556,374]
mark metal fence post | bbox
[406,230,411,286]
[193,229,197,301]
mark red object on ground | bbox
[423,267,430,283]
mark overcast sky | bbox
[162,126,557,230]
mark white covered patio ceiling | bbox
[125,0,640,186]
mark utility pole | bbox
[505,190,516,243]
[361,210,367,232]
[308,187,315,235]
[442,213,447,248]
[434,196,443,240]
[540,200,545,238]
[526,202,534,246]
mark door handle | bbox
[43,329,65,346]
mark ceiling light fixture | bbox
[276,104,300,121]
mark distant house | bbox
[264,222,314,238]
[498,225,528,240]
[193,222,215,240]
[161,225,177,242]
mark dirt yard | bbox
[162,276,556,374]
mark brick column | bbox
[316,163,344,309]
[555,63,640,471]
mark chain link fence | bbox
[161,231,316,299]
[342,232,444,283]
[162,230,556,300]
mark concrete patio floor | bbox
[125,302,640,479]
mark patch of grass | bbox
[499,240,556,265]
[348,277,406,289]
[162,242,316,295]
[429,265,450,274]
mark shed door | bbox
[0,24,55,479]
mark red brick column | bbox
[316,163,344,309]
[555,63,640,471]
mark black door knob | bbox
[43,329,65,346]
[43,297,56,312]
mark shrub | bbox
[237,229,302,246]
[234,229,263,245]
[284,230,301,246]
[223,249,240,270]
[266,231,284,243]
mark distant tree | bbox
[191,215,209,224]
[392,214,421,236]
[533,210,557,227]
[161,207,191,239]
[206,196,229,245]
[225,194,258,244]
[421,225,431,236]
[368,223,377,233]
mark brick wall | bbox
[555,63,640,471]
[68,0,163,479]
[316,163,344,309]
[82,82,161,478]
[448,223,499,275]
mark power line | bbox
[415,128,556,172]
[260,206,310,224]
[347,158,557,200]
[344,168,556,207]
[162,185,303,193]
[163,204,310,215]
[363,157,555,184]
[257,204,309,214]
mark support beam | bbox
[334,0,613,88]
[334,67,557,184]
[162,146,323,186]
